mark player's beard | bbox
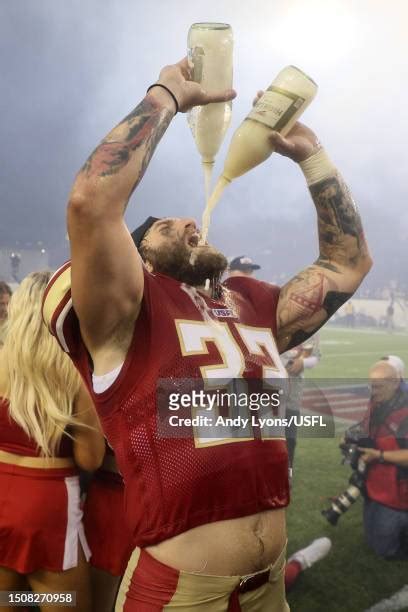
[146,240,228,287]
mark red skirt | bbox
[0,462,90,573]
[83,470,133,576]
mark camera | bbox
[322,427,372,526]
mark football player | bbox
[43,57,371,611]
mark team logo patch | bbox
[212,308,236,318]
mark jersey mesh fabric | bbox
[44,265,290,547]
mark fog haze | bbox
[1,0,407,290]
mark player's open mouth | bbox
[187,234,200,248]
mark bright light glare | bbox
[273,0,359,66]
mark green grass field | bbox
[308,326,408,379]
[286,325,408,612]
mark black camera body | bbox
[322,428,373,526]
[339,441,361,471]
[340,428,372,467]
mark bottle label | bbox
[188,46,205,83]
[247,86,305,131]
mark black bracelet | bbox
[146,83,179,114]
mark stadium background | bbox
[1,0,407,609]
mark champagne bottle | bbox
[222,65,317,181]
[201,66,317,243]
[187,23,233,207]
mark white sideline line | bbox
[303,399,364,408]
[303,399,365,408]
[304,388,367,396]
[364,585,408,611]
[323,351,405,359]
[326,327,408,336]
[304,385,367,394]
[303,407,365,417]
[330,406,366,415]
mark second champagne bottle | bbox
[200,66,318,243]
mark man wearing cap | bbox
[227,256,261,278]
[381,355,408,392]
[43,55,371,610]
[356,361,408,559]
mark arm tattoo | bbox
[310,174,368,270]
[283,290,352,349]
[79,97,173,203]
[276,173,370,351]
[277,266,352,352]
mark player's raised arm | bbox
[67,58,236,353]
[271,122,373,352]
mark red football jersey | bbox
[43,263,289,547]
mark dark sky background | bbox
[1,0,407,290]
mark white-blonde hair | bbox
[1,271,81,456]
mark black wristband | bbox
[146,83,179,114]
[378,450,385,463]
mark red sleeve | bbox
[42,261,82,356]
[397,408,408,449]
[42,263,159,355]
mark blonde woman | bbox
[0,271,105,611]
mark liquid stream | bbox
[200,176,230,245]
[202,161,214,214]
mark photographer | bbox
[357,361,408,559]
